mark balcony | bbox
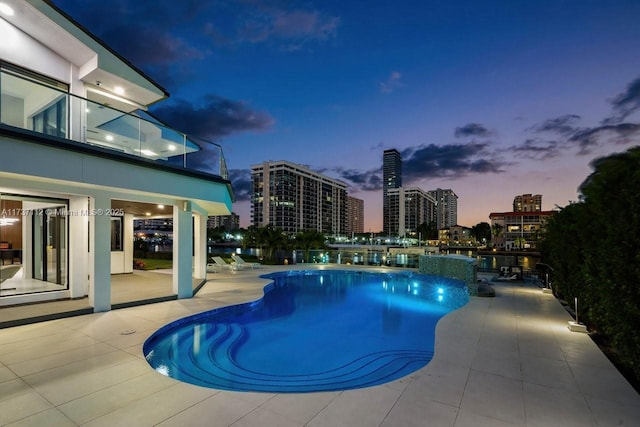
[0,69,228,180]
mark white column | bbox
[123,214,134,273]
[68,196,88,298]
[90,193,111,311]
[173,200,193,298]
[193,213,207,280]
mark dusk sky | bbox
[55,0,640,231]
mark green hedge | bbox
[540,147,640,385]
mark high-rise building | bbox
[387,187,436,237]
[251,161,348,234]
[429,188,458,230]
[208,213,240,231]
[513,194,542,212]
[383,149,402,235]
[347,196,364,234]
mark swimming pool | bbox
[143,269,469,393]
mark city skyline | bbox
[54,0,640,230]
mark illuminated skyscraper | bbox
[383,149,402,235]
[347,196,364,234]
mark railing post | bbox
[183,133,187,168]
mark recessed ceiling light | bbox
[0,3,15,16]
[157,204,165,209]
[168,144,176,151]
[145,212,151,216]
[114,86,125,95]
[106,134,114,141]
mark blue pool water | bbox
[143,269,469,393]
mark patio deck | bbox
[1,265,639,426]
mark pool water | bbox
[143,269,469,393]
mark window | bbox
[111,217,123,251]
[32,97,67,137]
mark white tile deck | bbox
[1,265,639,426]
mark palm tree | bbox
[293,229,327,262]
[242,225,290,261]
[417,221,438,242]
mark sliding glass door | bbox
[32,206,67,285]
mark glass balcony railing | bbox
[0,69,228,179]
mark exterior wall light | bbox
[0,3,15,16]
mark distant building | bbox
[429,188,458,230]
[387,187,436,237]
[383,149,402,235]
[347,196,364,234]
[134,218,173,236]
[208,213,239,231]
[513,194,542,212]
[439,225,473,246]
[489,211,554,250]
[251,160,348,234]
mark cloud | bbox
[379,71,405,93]
[508,139,561,160]
[55,1,210,86]
[151,95,274,141]
[219,1,340,51]
[569,123,640,155]
[529,114,581,136]
[333,167,383,192]
[401,143,505,182]
[605,76,640,124]
[454,123,493,138]
[528,113,640,156]
[228,169,253,201]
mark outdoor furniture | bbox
[231,254,262,269]
[207,256,241,272]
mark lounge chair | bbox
[207,257,241,272]
[231,254,262,269]
[494,273,520,282]
[1,264,22,283]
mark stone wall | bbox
[419,254,478,295]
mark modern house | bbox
[0,0,233,311]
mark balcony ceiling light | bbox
[114,86,125,95]
[0,3,15,16]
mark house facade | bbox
[0,0,233,310]
[489,211,554,250]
